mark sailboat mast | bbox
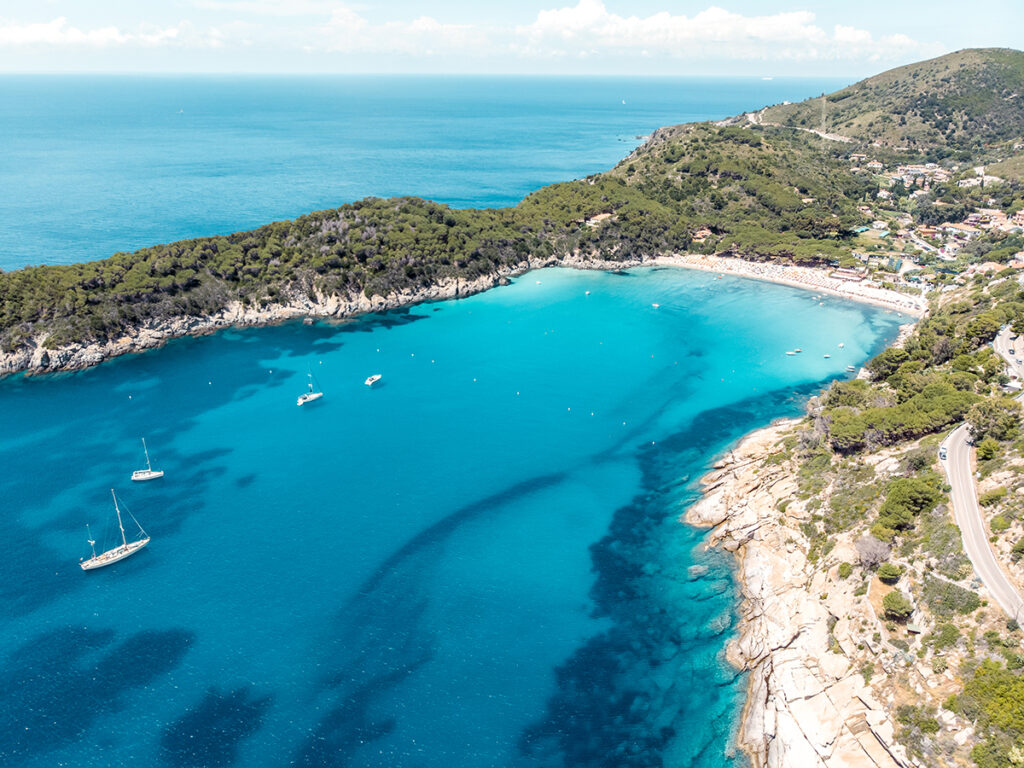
[111,489,128,548]
[86,524,97,559]
[142,438,152,471]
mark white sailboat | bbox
[131,437,164,482]
[297,371,323,406]
[80,490,150,571]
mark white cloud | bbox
[191,0,338,17]
[834,24,872,46]
[0,4,938,72]
[0,16,196,48]
[513,2,925,62]
[319,6,480,56]
[0,17,129,47]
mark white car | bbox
[939,447,947,460]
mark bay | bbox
[0,265,903,767]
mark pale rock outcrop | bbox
[687,421,910,768]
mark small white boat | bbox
[838,343,845,348]
[824,354,831,358]
[80,490,150,571]
[364,374,382,387]
[846,365,857,373]
[131,438,164,482]
[786,351,797,356]
[297,371,324,406]
[793,348,802,353]
[652,303,660,308]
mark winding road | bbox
[938,325,1024,622]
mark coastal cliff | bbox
[688,423,910,768]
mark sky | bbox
[0,0,1020,76]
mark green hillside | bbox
[761,48,1024,155]
[0,124,867,354]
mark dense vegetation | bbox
[817,277,1024,454]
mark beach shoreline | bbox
[0,252,924,379]
[655,253,927,317]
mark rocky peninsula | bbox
[688,422,911,768]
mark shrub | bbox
[977,437,1001,461]
[923,575,981,617]
[1012,539,1024,562]
[877,476,942,533]
[867,347,910,381]
[883,590,914,620]
[878,563,903,584]
[979,487,1008,507]
[992,515,1011,532]
[838,562,853,579]
[928,622,961,651]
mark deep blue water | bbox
[0,266,903,767]
[0,75,847,270]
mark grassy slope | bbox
[762,48,1024,154]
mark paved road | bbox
[938,326,1024,622]
[994,325,1024,382]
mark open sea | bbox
[0,76,902,768]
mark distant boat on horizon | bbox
[297,371,324,406]
[80,490,150,571]
[131,437,164,482]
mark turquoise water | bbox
[0,75,846,270]
[0,266,903,767]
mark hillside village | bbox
[822,152,1024,293]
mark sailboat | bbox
[297,371,323,406]
[131,437,164,482]
[80,490,150,571]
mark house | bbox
[691,227,713,243]
[917,226,938,239]
[939,222,980,240]
[866,160,884,171]
[850,153,867,162]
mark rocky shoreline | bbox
[0,255,550,377]
[687,423,910,768]
[0,253,923,378]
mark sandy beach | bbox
[655,253,927,317]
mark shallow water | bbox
[0,266,902,767]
